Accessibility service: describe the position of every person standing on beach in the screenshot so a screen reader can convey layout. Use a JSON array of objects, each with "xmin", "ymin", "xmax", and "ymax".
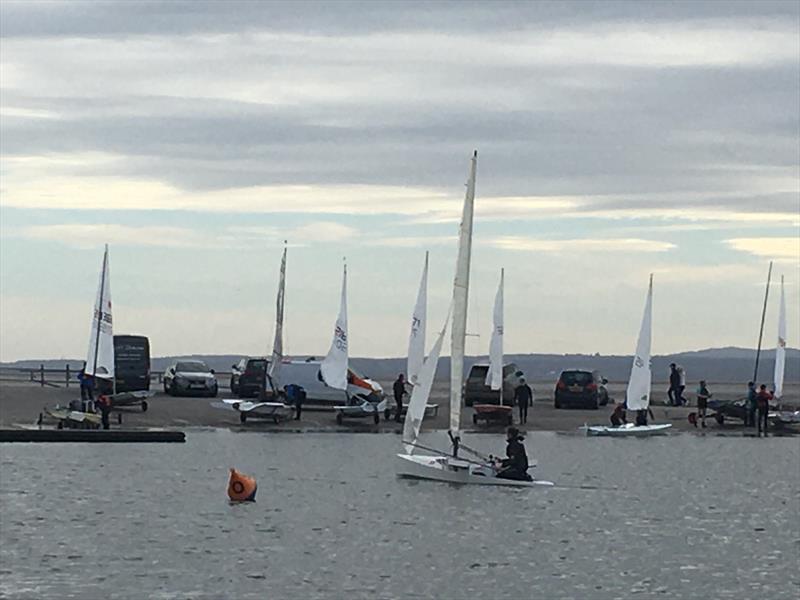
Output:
[
  {"xmin": 392, "ymin": 374, "xmax": 407, "ymax": 422},
  {"xmin": 78, "ymin": 363, "xmax": 94, "ymax": 403},
  {"xmin": 514, "ymin": 378, "xmax": 533, "ymax": 424},
  {"xmin": 746, "ymin": 381, "xmax": 757, "ymax": 427},
  {"xmin": 668, "ymin": 363, "xmax": 681, "ymax": 406},
  {"xmin": 756, "ymin": 384, "xmax": 773, "ymax": 437},
  {"xmin": 695, "ymin": 380, "xmax": 711, "ymax": 428},
  {"xmin": 677, "ymin": 365, "xmax": 687, "ymax": 405}
]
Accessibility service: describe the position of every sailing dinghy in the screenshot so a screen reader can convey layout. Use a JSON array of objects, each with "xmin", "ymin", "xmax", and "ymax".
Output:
[
  {"xmin": 327, "ymin": 263, "xmax": 388, "ymax": 425},
  {"xmin": 587, "ymin": 275, "xmax": 672, "ymax": 437},
  {"xmin": 395, "ymin": 151, "xmax": 553, "ymax": 487},
  {"xmin": 222, "ymin": 244, "xmax": 293, "ymax": 424}
]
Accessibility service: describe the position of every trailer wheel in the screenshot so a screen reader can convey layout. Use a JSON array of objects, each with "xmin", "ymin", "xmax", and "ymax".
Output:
[
  {"xmin": 506, "ymin": 414, "xmax": 513, "ymax": 425},
  {"xmin": 117, "ymin": 412, "xmax": 123, "ymax": 425},
  {"xmin": 141, "ymin": 400, "xmax": 148, "ymax": 412},
  {"xmin": 273, "ymin": 416, "xmax": 280, "ymax": 424},
  {"xmin": 336, "ymin": 412, "xmax": 343, "ymax": 425},
  {"xmin": 240, "ymin": 412, "xmax": 247, "ymax": 424},
  {"xmin": 472, "ymin": 414, "xmax": 478, "ymax": 424},
  {"xmin": 384, "ymin": 409, "xmax": 391, "ymax": 421},
  {"xmin": 373, "ymin": 412, "xmax": 380, "ymax": 425},
  {"xmin": 715, "ymin": 413, "xmax": 724, "ymax": 425}
]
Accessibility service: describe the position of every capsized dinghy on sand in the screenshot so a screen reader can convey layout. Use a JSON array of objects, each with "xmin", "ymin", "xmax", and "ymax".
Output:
[{"xmin": 395, "ymin": 151, "xmax": 552, "ymax": 488}]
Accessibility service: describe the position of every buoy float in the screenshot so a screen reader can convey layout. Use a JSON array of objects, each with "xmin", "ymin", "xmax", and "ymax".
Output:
[{"xmin": 227, "ymin": 468, "xmax": 257, "ymax": 502}]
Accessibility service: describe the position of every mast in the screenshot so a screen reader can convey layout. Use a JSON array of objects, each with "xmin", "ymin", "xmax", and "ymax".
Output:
[
  {"xmin": 449, "ymin": 150, "xmax": 477, "ymax": 454},
  {"xmin": 753, "ymin": 261, "xmax": 773, "ymax": 383}
]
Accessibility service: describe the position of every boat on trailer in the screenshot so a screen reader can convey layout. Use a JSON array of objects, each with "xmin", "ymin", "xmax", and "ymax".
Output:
[{"xmin": 394, "ymin": 151, "xmax": 552, "ymax": 488}]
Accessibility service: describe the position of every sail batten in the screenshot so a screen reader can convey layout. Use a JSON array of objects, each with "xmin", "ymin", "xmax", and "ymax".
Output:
[
  {"xmin": 774, "ymin": 275, "xmax": 786, "ymax": 399},
  {"xmin": 625, "ymin": 275, "xmax": 653, "ymax": 411},
  {"xmin": 268, "ymin": 244, "xmax": 287, "ymax": 389},
  {"xmin": 321, "ymin": 263, "xmax": 348, "ymax": 391},
  {"xmin": 449, "ymin": 151, "xmax": 477, "ymax": 439},
  {"xmin": 407, "ymin": 252, "xmax": 429, "ymax": 386},
  {"xmin": 486, "ymin": 268, "xmax": 504, "ymax": 396},
  {"xmin": 86, "ymin": 245, "xmax": 114, "ymax": 380}
]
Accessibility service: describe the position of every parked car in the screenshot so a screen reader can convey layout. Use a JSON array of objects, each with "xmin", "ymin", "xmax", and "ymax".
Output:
[
  {"xmin": 554, "ymin": 369, "xmax": 608, "ymax": 409},
  {"xmin": 463, "ymin": 363, "xmax": 525, "ymax": 407},
  {"xmin": 163, "ymin": 360, "xmax": 218, "ymax": 397},
  {"xmin": 230, "ymin": 357, "xmax": 268, "ymax": 398}
]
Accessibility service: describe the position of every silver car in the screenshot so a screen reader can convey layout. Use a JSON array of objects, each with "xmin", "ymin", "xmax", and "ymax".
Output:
[{"xmin": 163, "ymin": 360, "xmax": 218, "ymax": 397}]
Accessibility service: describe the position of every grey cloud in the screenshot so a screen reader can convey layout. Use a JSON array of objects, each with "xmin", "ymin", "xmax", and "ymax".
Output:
[{"xmin": 2, "ymin": 1, "xmax": 797, "ymax": 38}]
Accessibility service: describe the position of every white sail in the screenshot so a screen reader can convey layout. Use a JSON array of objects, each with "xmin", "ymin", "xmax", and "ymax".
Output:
[
  {"xmin": 407, "ymin": 252, "xmax": 429, "ymax": 386},
  {"xmin": 321, "ymin": 263, "xmax": 348, "ymax": 391},
  {"xmin": 403, "ymin": 312, "xmax": 449, "ymax": 454},
  {"xmin": 268, "ymin": 244, "xmax": 287, "ymax": 389},
  {"xmin": 625, "ymin": 274, "xmax": 653, "ymax": 411},
  {"xmin": 450, "ymin": 150, "xmax": 477, "ymax": 439},
  {"xmin": 85, "ymin": 244, "xmax": 114, "ymax": 380},
  {"xmin": 485, "ymin": 268, "xmax": 504, "ymax": 398},
  {"xmin": 774, "ymin": 275, "xmax": 786, "ymax": 399}
]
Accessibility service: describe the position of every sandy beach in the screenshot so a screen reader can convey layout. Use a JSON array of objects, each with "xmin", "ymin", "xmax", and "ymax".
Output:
[{"xmin": 2, "ymin": 378, "xmax": 797, "ymax": 434}]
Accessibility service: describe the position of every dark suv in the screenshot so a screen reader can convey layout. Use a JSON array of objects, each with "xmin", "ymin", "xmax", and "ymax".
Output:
[
  {"xmin": 230, "ymin": 357, "xmax": 268, "ymax": 397},
  {"xmin": 554, "ymin": 370, "xmax": 608, "ymax": 409},
  {"xmin": 463, "ymin": 363, "xmax": 525, "ymax": 407}
]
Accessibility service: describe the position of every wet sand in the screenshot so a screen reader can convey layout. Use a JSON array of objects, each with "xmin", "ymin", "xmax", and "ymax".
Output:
[{"xmin": 2, "ymin": 378, "xmax": 797, "ymax": 434}]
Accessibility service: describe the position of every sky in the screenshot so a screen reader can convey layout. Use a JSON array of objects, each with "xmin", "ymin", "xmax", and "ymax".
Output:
[{"xmin": 0, "ymin": 0, "xmax": 798, "ymax": 362}]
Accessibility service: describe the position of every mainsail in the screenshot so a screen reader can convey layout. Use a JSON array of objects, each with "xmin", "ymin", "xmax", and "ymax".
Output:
[
  {"xmin": 268, "ymin": 244, "xmax": 287, "ymax": 389},
  {"xmin": 321, "ymin": 263, "xmax": 348, "ymax": 391},
  {"xmin": 450, "ymin": 151, "xmax": 477, "ymax": 441},
  {"xmin": 485, "ymin": 268, "xmax": 504, "ymax": 400},
  {"xmin": 774, "ymin": 275, "xmax": 786, "ymax": 399},
  {"xmin": 403, "ymin": 312, "xmax": 449, "ymax": 454},
  {"xmin": 407, "ymin": 252, "xmax": 429, "ymax": 386},
  {"xmin": 625, "ymin": 274, "xmax": 653, "ymax": 411},
  {"xmin": 85, "ymin": 244, "xmax": 114, "ymax": 381}
]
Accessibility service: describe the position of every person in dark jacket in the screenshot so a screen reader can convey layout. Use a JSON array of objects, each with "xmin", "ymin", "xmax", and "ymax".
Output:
[
  {"xmin": 695, "ymin": 380, "xmax": 711, "ymax": 428},
  {"xmin": 78, "ymin": 364, "xmax": 94, "ymax": 402},
  {"xmin": 668, "ymin": 363, "xmax": 681, "ymax": 406},
  {"xmin": 392, "ymin": 374, "xmax": 407, "ymax": 422},
  {"xmin": 514, "ymin": 378, "xmax": 533, "ymax": 424},
  {"xmin": 495, "ymin": 427, "xmax": 531, "ymax": 481},
  {"xmin": 610, "ymin": 402, "xmax": 627, "ymax": 427},
  {"xmin": 97, "ymin": 394, "xmax": 111, "ymax": 430}
]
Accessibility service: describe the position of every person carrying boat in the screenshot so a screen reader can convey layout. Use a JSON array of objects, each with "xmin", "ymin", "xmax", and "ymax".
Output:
[
  {"xmin": 695, "ymin": 380, "xmax": 711, "ymax": 429},
  {"xmin": 392, "ymin": 373, "xmax": 407, "ymax": 423},
  {"xmin": 610, "ymin": 401, "xmax": 627, "ymax": 427},
  {"xmin": 495, "ymin": 427, "xmax": 532, "ymax": 481},
  {"xmin": 514, "ymin": 378, "xmax": 533, "ymax": 424},
  {"xmin": 756, "ymin": 384, "xmax": 773, "ymax": 437}
]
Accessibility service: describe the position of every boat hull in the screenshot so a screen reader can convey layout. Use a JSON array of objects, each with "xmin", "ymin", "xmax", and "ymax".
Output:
[
  {"xmin": 586, "ymin": 423, "xmax": 672, "ymax": 437},
  {"xmin": 396, "ymin": 453, "xmax": 553, "ymax": 488}
]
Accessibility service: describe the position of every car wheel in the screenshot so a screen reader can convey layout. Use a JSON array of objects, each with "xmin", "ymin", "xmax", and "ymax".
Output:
[
  {"xmin": 384, "ymin": 409, "xmax": 391, "ymax": 421},
  {"xmin": 336, "ymin": 412, "xmax": 343, "ymax": 425},
  {"xmin": 163, "ymin": 380, "xmax": 169, "ymax": 394},
  {"xmin": 240, "ymin": 412, "xmax": 247, "ymax": 424},
  {"xmin": 506, "ymin": 414, "xmax": 513, "ymax": 425},
  {"xmin": 554, "ymin": 396, "xmax": 561, "ymax": 409},
  {"xmin": 141, "ymin": 400, "xmax": 148, "ymax": 412},
  {"xmin": 170, "ymin": 381, "xmax": 179, "ymax": 396},
  {"xmin": 373, "ymin": 412, "xmax": 380, "ymax": 425},
  {"xmin": 715, "ymin": 413, "xmax": 724, "ymax": 425},
  {"xmin": 472, "ymin": 413, "xmax": 478, "ymax": 424},
  {"xmin": 592, "ymin": 397, "xmax": 600, "ymax": 410},
  {"xmin": 209, "ymin": 387, "xmax": 218, "ymax": 398}
]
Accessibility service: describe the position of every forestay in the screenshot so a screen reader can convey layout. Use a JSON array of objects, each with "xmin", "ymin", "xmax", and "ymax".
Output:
[
  {"xmin": 450, "ymin": 151, "xmax": 477, "ymax": 439},
  {"xmin": 85, "ymin": 244, "xmax": 114, "ymax": 380},
  {"xmin": 774, "ymin": 276, "xmax": 786, "ymax": 399},
  {"xmin": 407, "ymin": 252, "xmax": 428, "ymax": 386},
  {"xmin": 485, "ymin": 268, "xmax": 504, "ymax": 394},
  {"xmin": 403, "ymin": 312, "xmax": 449, "ymax": 454},
  {"xmin": 268, "ymin": 244, "xmax": 287, "ymax": 389},
  {"xmin": 625, "ymin": 275, "xmax": 653, "ymax": 412},
  {"xmin": 321, "ymin": 263, "xmax": 348, "ymax": 391}
]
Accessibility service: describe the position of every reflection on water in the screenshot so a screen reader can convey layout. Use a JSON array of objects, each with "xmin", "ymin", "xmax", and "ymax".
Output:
[{"xmin": 1, "ymin": 431, "xmax": 798, "ymax": 599}]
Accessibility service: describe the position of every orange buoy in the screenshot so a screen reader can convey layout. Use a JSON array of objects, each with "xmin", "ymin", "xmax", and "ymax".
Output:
[{"xmin": 227, "ymin": 468, "xmax": 257, "ymax": 502}]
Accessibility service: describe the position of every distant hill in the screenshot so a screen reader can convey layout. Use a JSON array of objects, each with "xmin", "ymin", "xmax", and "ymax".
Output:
[{"xmin": 3, "ymin": 347, "xmax": 798, "ymax": 384}]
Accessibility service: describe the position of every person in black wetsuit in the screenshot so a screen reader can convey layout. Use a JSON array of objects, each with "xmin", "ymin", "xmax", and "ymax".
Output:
[
  {"xmin": 495, "ymin": 427, "xmax": 532, "ymax": 481},
  {"xmin": 514, "ymin": 378, "xmax": 533, "ymax": 424},
  {"xmin": 392, "ymin": 374, "xmax": 407, "ymax": 422}
]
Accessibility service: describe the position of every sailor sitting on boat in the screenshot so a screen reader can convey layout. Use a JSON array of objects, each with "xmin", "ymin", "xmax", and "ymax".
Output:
[{"xmin": 494, "ymin": 427, "xmax": 532, "ymax": 482}]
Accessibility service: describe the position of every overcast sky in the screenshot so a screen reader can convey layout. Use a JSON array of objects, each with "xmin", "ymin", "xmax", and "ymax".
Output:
[{"xmin": 1, "ymin": 0, "xmax": 798, "ymax": 362}]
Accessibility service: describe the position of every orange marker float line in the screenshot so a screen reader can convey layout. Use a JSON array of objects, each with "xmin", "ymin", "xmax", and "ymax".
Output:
[{"xmin": 228, "ymin": 468, "xmax": 257, "ymax": 502}]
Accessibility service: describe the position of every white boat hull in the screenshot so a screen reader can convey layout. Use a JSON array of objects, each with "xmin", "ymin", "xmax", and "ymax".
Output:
[
  {"xmin": 220, "ymin": 399, "xmax": 293, "ymax": 422},
  {"xmin": 586, "ymin": 423, "xmax": 672, "ymax": 437},
  {"xmin": 334, "ymin": 398, "xmax": 387, "ymax": 423},
  {"xmin": 396, "ymin": 453, "xmax": 554, "ymax": 488}
]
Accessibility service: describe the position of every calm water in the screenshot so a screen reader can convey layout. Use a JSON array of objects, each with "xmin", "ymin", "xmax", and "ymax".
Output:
[{"xmin": 1, "ymin": 431, "xmax": 798, "ymax": 599}]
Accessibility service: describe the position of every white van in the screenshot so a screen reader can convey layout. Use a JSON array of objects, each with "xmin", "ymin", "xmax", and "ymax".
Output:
[{"xmin": 278, "ymin": 359, "xmax": 384, "ymax": 406}]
